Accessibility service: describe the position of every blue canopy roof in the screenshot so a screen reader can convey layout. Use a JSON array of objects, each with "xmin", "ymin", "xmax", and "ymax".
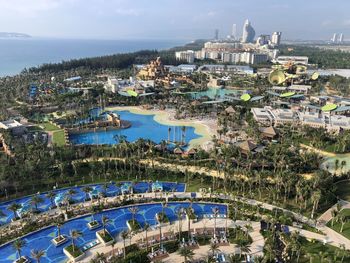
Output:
[
  {"xmin": 54, "ymin": 193, "xmax": 65, "ymax": 206},
  {"xmin": 121, "ymin": 182, "xmax": 133, "ymax": 193},
  {"xmin": 334, "ymin": 106, "xmax": 350, "ymax": 112},
  {"xmin": 152, "ymin": 181, "xmax": 163, "ymax": 192}
]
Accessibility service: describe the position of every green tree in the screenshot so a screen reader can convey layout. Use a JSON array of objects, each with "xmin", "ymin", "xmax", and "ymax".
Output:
[
  {"xmin": 30, "ymin": 249, "xmax": 45, "ymax": 263},
  {"xmin": 178, "ymin": 247, "xmax": 194, "ymax": 263},
  {"xmin": 69, "ymin": 229, "xmax": 82, "ymax": 252},
  {"xmin": 13, "ymin": 239, "xmax": 26, "ymax": 259}
]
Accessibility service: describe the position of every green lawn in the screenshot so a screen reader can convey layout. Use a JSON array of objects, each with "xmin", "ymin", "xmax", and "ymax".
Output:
[
  {"xmin": 52, "ymin": 130, "xmax": 66, "ymax": 146},
  {"xmin": 335, "ymin": 181, "xmax": 350, "ymax": 201},
  {"xmin": 327, "ymin": 209, "xmax": 350, "ymax": 240},
  {"xmin": 300, "ymin": 237, "xmax": 350, "ymax": 262},
  {"xmin": 40, "ymin": 122, "xmax": 61, "ymax": 131}
]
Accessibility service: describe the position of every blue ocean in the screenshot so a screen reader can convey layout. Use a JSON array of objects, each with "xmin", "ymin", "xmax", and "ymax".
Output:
[{"xmin": 0, "ymin": 38, "xmax": 185, "ymax": 77}]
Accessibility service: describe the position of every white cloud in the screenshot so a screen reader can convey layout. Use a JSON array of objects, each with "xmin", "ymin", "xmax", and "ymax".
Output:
[
  {"xmin": 114, "ymin": 8, "xmax": 140, "ymax": 16},
  {"xmin": 0, "ymin": 0, "xmax": 61, "ymax": 13}
]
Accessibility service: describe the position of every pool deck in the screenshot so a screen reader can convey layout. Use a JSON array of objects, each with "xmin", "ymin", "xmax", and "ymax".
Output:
[
  {"xmin": 105, "ymin": 106, "xmax": 217, "ymax": 150},
  {"xmin": 81, "ymin": 219, "xmax": 265, "ymax": 262},
  {"xmin": 2, "ymin": 191, "xmax": 350, "ymax": 262}
]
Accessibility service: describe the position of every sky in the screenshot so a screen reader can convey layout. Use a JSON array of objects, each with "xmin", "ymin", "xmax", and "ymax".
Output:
[{"xmin": 0, "ymin": 0, "xmax": 349, "ymax": 40}]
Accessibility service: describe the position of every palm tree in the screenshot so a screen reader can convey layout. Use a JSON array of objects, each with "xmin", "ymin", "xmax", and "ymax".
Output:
[
  {"xmin": 158, "ymin": 202, "xmax": 167, "ymax": 248},
  {"xmin": 69, "ymin": 229, "xmax": 82, "ymax": 252},
  {"xmin": 7, "ymin": 202, "xmax": 22, "ymax": 220},
  {"xmin": 101, "ymin": 215, "xmax": 111, "ymax": 236},
  {"xmin": 102, "ymin": 183, "xmax": 109, "ymax": 197},
  {"xmin": 30, "ymin": 249, "xmax": 45, "ymax": 263},
  {"xmin": 46, "ymin": 191, "xmax": 56, "ymax": 208},
  {"xmin": 209, "ymin": 242, "xmax": 221, "ymax": 257},
  {"xmin": 94, "ymin": 252, "xmax": 107, "ymax": 263},
  {"xmin": 55, "ymin": 220, "xmax": 63, "ymax": 238},
  {"xmin": 340, "ymin": 214, "xmax": 347, "ymax": 233},
  {"xmin": 67, "ymin": 189, "xmax": 77, "ymax": 201},
  {"xmin": 176, "ymin": 207, "xmax": 185, "ymax": 241},
  {"xmin": 128, "ymin": 206, "xmax": 139, "ymax": 222},
  {"xmin": 13, "ymin": 238, "xmax": 26, "ymax": 259},
  {"xmin": 144, "ymin": 223, "xmax": 151, "ymax": 252},
  {"xmin": 310, "ymin": 190, "xmax": 321, "ymax": 219},
  {"xmin": 237, "ymin": 239, "xmax": 251, "ymax": 260},
  {"xmin": 212, "ymin": 207, "xmax": 219, "ymax": 238},
  {"xmin": 178, "ymin": 247, "xmax": 194, "ymax": 263},
  {"xmin": 244, "ymin": 223, "xmax": 253, "ymax": 237},
  {"xmin": 111, "ymin": 240, "xmax": 116, "ymax": 257},
  {"xmin": 82, "ymin": 186, "xmax": 93, "ymax": 202},
  {"xmin": 30, "ymin": 195, "xmax": 44, "ymax": 212},
  {"xmin": 121, "ymin": 230, "xmax": 129, "ymax": 259},
  {"xmin": 185, "ymin": 207, "xmax": 194, "ymax": 239}
]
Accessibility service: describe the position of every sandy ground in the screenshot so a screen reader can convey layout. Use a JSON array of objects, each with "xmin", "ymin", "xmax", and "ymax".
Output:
[
  {"xmin": 300, "ymin": 144, "xmax": 337, "ymax": 157},
  {"xmin": 106, "ymin": 106, "xmax": 217, "ymax": 149}
]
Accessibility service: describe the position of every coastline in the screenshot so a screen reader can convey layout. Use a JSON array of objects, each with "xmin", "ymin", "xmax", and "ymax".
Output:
[{"xmin": 105, "ymin": 106, "xmax": 216, "ymax": 149}]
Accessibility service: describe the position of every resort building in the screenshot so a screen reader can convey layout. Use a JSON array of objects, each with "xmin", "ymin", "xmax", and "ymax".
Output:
[
  {"xmin": 104, "ymin": 77, "xmax": 137, "ymax": 93},
  {"xmin": 251, "ymin": 107, "xmax": 274, "ymax": 125},
  {"xmin": 175, "ymin": 50, "xmax": 195, "ymax": 63},
  {"xmin": 190, "ymin": 40, "xmax": 276, "ymax": 65},
  {"xmin": 252, "ymin": 107, "xmax": 350, "ymax": 132},
  {"xmin": 269, "ymin": 108, "xmax": 296, "ymax": 126},
  {"xmin": 238, "ymin": 140, "xmax": 257, "ymax": 155},
  {"xmin": 168, "ymin": 64, "xmax": 197, "ymax": 74},
  {"xmin": 0, "ymin": 119, "xmax": 26, "ymax": 135},
  {"xmin": 275, "ymin": 56, "xmax": 309, "ymax": 65},
  {"xmin": 259, "ymin": 126, "xmax": 277, "ymax": 139},
  {"xmin": 198, "ymin": 65, "xmax": 254, "ymax": 75}
]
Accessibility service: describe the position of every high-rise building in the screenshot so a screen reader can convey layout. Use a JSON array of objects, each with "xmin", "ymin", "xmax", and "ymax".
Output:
[
  {"xmin": 214, "ymin": 29, "xmax": 219, "ymax": 40},
  {"xmin": 257, "ymin": 35, "xmax": 270, "ymax": 46},
  {"xmin": 271, "ymin": 32, "xmax": 282, "ymax": 46},
  {"xmin": 339, "ymin": 33, "xmax": 344, "ymax": 43},
  {"xmin": 242, "ymin": 19, "xmax": 255, "ymax": 43},
  {"xmin": 175, "ymin": 50, "xmax": 195, "ymax": 63},
  {"xmin": 332, "ymin": 33, "xmax": 338, "ymax": 43},
  {"xmin": 231, "ymin": 24, "xmax": 237, "ymax": 40}
]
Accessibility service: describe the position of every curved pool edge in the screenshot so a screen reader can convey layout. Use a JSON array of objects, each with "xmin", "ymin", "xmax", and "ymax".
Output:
[
  {"xmin": 105, "ymin": 106, "xmax": 214, "ymax": 148},
  {"xmin": 0, "ymin": 202, "xmax": 229, "ymax": 252}
]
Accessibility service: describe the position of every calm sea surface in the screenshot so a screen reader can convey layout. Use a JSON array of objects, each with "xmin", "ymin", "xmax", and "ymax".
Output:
[{"xmin": 0, "ymin": 38, "xmax": 185, "ymax": 77}]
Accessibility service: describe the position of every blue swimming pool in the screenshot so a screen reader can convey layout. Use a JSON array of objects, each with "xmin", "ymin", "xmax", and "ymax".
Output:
[
  {"xmin": 191, "ymin": 88, "xmax": 240, "ymax": 100},
  {"xmin": 0, "ymin": 182, "xmax": 186, "ymax": 224},
  {"xmin": 0, "ymin": 202, "xmax": 227, "ymax": 263},
  {"xmin": 69, "ymin": 110, "xmax": 201, "ymax": 145}
]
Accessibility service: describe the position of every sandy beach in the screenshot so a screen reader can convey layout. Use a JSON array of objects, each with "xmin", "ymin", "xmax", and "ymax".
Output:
[{"xmin": 105, "ymin": 106, "xmax": 217, "ymax": 149}]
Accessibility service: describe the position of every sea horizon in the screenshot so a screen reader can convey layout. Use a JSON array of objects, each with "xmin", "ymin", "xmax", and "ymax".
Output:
[{"xmin": 0, "ymin": 37, "xmax": 188, "ymax": 77}]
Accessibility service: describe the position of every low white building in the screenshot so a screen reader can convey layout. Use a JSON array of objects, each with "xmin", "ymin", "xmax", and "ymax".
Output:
[
  {"xmin": 252, "ymin": 107, "xmax": 350, "ymax": 132},
  {"xmin": 104, "ymin": 77, "xmax": 136, "ymax": 93},
  {"xmin": 0, "ymin": 120, "xmax": 26, "ymax": 135},
  {"xmin": 276, "ymin": 56, "xmax": 309, "ymax": 65}
]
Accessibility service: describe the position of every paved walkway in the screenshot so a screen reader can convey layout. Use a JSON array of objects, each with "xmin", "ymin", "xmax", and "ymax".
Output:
[
  {"xmin": 317, "ymin": 200, "xmax": 350, "ymax": 226},
  {"xmin": 81, "ymin": 219, "xmax": 264, "ymax": 262},
  {"xmin": 80, "ymin": 218, "xmax": 333, "ymax": 262}
]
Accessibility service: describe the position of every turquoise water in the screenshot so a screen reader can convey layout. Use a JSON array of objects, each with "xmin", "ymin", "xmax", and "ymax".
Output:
[
  {"xmin": 322, "ymin": 154, "xmax": 350, "ymax": 174},
  {"xmin": 0, "ymin": 182, "xmax": 185, "ymax": 224},
  {"xmin": 191, "ymin": 88, "xmax": 240, "ymax": 100},
  {"xmin": 0, "ymin": 202, "xmax": 227, "ymax": 263},
  {"xmin": 69, "ymin": 110, "xmax": 201, "ymax": 145},
  {"xmin": 0, "ymin": 38, "xmax": 185, "ymax": 77}
]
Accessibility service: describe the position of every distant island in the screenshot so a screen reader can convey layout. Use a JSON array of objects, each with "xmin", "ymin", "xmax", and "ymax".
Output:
[{"xmin": 0, "ymin": 32, "xmax": 31, "ymax": 38}]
